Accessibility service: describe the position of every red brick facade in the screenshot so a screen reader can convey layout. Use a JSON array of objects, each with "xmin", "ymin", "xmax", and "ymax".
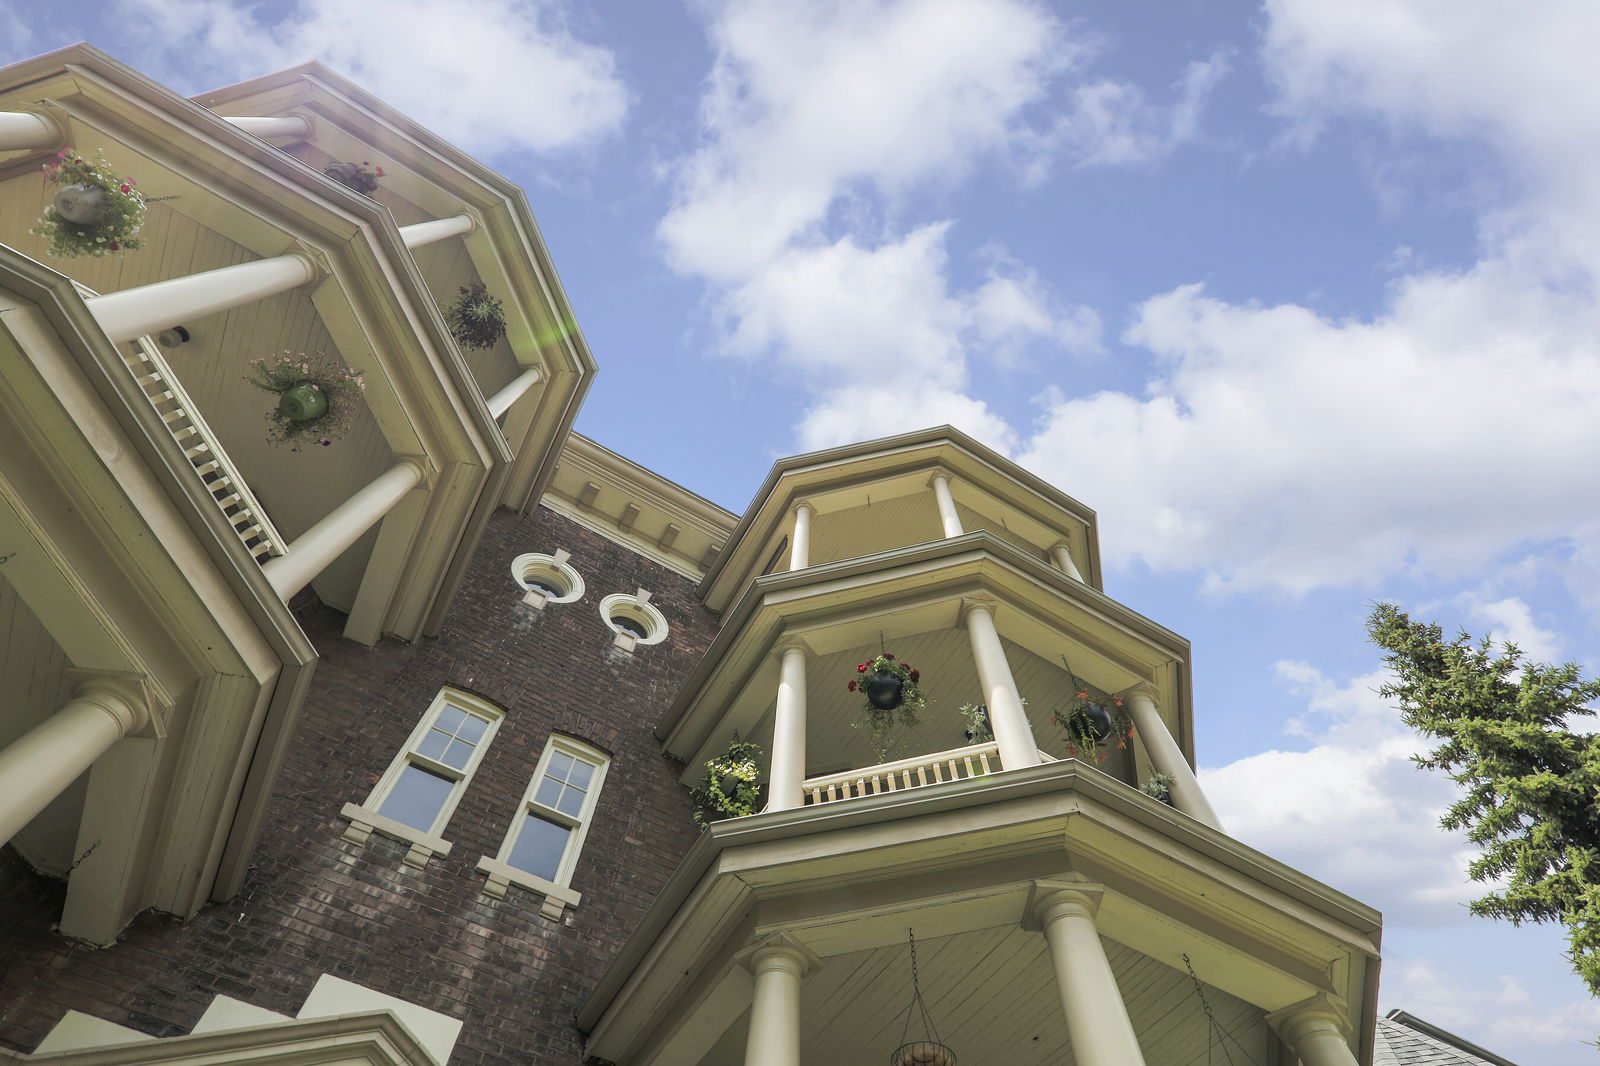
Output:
[{"xmin": 0, "ymin": 505, "xmax": 721, "ymax": 1066}]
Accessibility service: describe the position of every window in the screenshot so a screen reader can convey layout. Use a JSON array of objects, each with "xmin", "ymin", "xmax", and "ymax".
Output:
[
  {"xmin": 340, "ymin": 689, "xmax": 503, "ymax": 867},
  {"xmin": 511, "ymin": 550, "xmax": 584, "ymax": 609},
  {"xmin": 598, "ymin": 591, "xmax": 668, "ymax": 650},
  {"xmin": 477, "ymin": 736, "xmax": 610, "ymax": 917}
]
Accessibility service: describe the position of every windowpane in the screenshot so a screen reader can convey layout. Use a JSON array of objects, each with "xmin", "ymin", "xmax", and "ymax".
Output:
[
  {"xmin": 555, "ymin": 785, "xmax": 585, "ymax": 817},
  {"xmin": 457, "ymin": 713, "xmax": 488, "ymax": 743},
  {"xmin": 435, "ymin": 705, "xmax": 467, "ymax": 734},
  {"xmin": 379, "ymin": 764, "xmax": 454, "ymax": 832},
  {"xmin": 417, "ymin": 728, "xmax": 450, "ymax": 761},
  {"xmin": 508, "ymin": 814, "xmax": 571, "ymax": 881},
  {"xmin": 438, "ymin": 736, "xmax": 476, "ymax": 770},
  {"xmin": 548, "ymin": 751, "xmax": 574, "ymax": 782},
  {"xmin": 534, "ymin": 777, "xmax": 563, "ymax": 810},
  {"xmin": 568, "ymin": 759, "xmax": 594, "ymax": 790}
]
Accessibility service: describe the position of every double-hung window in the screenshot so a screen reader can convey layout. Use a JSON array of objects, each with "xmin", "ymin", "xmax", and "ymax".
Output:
[
  {"xmin": 478, "ymin": 736, "xmax": 609, "ymax": 917},
  {"xmin": 341, "ymin": 689, "xmax": 503, "ymax": 867}
]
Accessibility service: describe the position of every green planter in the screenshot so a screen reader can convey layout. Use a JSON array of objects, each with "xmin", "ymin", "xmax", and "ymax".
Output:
[{"xmin": 278, "ymin": 382, "xmax": 328, "ymax": 422}]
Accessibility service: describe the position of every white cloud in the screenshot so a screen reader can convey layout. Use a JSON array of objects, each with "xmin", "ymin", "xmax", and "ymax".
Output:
[
  {"xmin": 1383, "ymin": 957, "xmax": 1600, "ymax": 1054},
  {"xmin": 1457, "ymin": 593, "xmax": 1564, "ymax": 664},
  {"xmin": 1202, "ymin": 663, "xmax": 1477, "ymax": 923},
  {"xmin": 109, "ymin": 0, "xmax": 627, "ymax": 156}
]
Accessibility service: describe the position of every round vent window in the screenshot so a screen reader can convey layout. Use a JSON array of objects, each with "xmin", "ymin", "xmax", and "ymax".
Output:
[
  {"xmin": 599, "ymin": 593, "xmax": 668, "ymax": 646},
  {"xmin": 511, "ymin": 553, "xmax": 584, "ymax": 605}
]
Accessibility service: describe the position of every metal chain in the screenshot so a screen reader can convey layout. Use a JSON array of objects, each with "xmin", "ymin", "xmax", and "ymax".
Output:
[{"xmin": 1182, "ymin": 954, "xmax": 1264, "ymax": 1066}]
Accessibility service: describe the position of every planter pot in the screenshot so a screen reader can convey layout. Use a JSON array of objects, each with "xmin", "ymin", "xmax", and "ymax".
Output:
[
  {"xmin": 278, "ymin": 381, "xmax": 329, "ymax": 422},
  {"xmin": 1075, "ymin": 702, "xmax": 1115, "ymax": 743},
  {"xmin": 53, "ymin": 183, "xmax": 107, "ymax": 225},
  {"xmin": 890, "ymin": 1042, "xmax": 956, "ymax": 1066},
  {"xmin": 864, "ymin": 671, "xmax": 905, "ymax": 711}
]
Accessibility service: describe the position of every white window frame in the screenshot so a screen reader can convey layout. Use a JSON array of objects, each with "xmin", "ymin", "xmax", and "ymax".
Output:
[
  {"xmin": 340, "ymin": 688, "xmax": 504, "ymax": 868},
  {"xmin": 511, "ymin": 549, "xmax": 585, "ymax": 609},
  {"xmin": 477, "ymin": 735, "xmax": 610, "ymax": 917},
  {"xmin": 598, "ymin": 591, "xmax": 668, "ymax": 650}
]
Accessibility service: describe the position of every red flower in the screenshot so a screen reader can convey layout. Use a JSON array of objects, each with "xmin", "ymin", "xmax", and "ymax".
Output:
[
  {"xmin": 857, "ymin": 663, "xmax": 867, "ymax": 673},
  {"xmin": 847, "ymin": 681, "xmax": 857, "ymax": 692},
  {"xmin": 375, "ymin": 167, "xmax": 385, "ymax": 177},
  {"xmin": 107, "ymin": 242, "xmax": 119, "ymax": 250},
  {"xmin": 883, "ymin": 653, "xmax": 895, "ymax": 660},
  {"xmin": 119, "ymin": 184, "xmax": 130, "ymax": 192},
  {"xmin": 1076, "ymin": 691, "xmax": 1088, "ymax": 700},
  {"xmin": 910, "ymin": 670, "xmax": 920, "ymax": 682}
]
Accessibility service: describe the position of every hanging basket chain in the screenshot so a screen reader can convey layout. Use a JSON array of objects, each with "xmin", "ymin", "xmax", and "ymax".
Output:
[
  {"xmin": 1182, "ymin": 953, "xmax": 1264, "ymax": 1066},
  {"xmin": 895, "ymin": 928, "xmax": 946, "ymax": 1049}
]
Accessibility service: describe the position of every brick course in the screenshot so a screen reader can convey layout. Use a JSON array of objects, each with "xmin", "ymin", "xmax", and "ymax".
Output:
[{"xmin": 0, "ymin": 505, "xmax": 720, "ymax": 1066}]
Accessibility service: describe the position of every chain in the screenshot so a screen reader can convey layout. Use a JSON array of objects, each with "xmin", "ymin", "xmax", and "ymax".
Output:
[{"xmin": 1182, "ymin": 953, "xmax": 1263, "ymax": 1066}]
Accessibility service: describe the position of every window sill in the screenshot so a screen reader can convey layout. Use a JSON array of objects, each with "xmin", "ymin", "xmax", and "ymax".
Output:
[
  {"xmin": 340, "ymin": 803, "xmax": 454, "ymax": 869},
  {"xmin": 476, "ymin": 856, "xmax": 582, "ymax": 919}
]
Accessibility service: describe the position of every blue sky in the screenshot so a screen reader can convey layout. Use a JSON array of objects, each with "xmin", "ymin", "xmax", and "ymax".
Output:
[{"xmin": 4, "ymin": 1, "xmax": 1598, "ymax": 1060}]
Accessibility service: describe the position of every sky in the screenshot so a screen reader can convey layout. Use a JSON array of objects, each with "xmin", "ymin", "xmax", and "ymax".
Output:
[{"xmin": 4, "ymin": 0, "xmax": 1599, "ymax": 1061}]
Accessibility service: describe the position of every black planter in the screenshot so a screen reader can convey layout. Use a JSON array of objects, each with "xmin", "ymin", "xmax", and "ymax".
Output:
[
  {"xmin": 1074, "ymin": 702, "xmax": 1115, "ymax": 743},
  {"xmin": 864, "ymin": 671, "xmax": 905, "ymax": 711}
]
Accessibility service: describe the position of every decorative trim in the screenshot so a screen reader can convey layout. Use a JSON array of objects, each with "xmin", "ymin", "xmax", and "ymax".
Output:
[
  {"xmin": 476, "ymin": 856, "xmax": 583, "ymax": 919},
  {"xmin": 338, "ymin": 803, "xmax": 453, "ymax": 869}
]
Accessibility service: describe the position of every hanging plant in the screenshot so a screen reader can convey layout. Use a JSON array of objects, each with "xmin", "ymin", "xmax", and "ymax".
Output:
[
  {"xmin": 29, "ymin": 148, "xmax": 148, "ymax": 258},
  {"xmin": 443, "ymin": 282, "xmax": 507, "ymax": 351},
  {"xmin": 1140, "ymin": 772, "xmax": 1176, "ymax": 806},
  {"xmin": 1051, "ymin": 660, "xmax": 1133, "ymax": 763},
  {"xmin": 957, "ymin": 703, "xmax": 992, "ymax": 744},
  {"xmin": 847, "ymin": 652, "xmax": 928, "ymax": 761},
  {"xmin": 688, "ymin": 733, "xmax": 763, "ymax": 828},
  {"xmin": 323, "ymin": 160, "xmax": 383, "ymax": 195},
  {"xmin": 245, "ymin": 350, "xmax": 366, "ymax": 449}
]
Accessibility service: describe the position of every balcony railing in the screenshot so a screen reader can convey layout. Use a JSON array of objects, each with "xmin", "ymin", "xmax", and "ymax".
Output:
[
  {"xmin": 803, "ymin": 742, "xmax": 1058, "ymax": 806},
  {"xmin": 78, "ymin": 284, "xmax": 285, "ymax": 562}
]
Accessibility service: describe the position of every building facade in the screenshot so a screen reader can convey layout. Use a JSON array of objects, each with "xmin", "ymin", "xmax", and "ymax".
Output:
[{"xmin": 0, "ymin": 45, "xmax": 1381, "ymax": 1066}]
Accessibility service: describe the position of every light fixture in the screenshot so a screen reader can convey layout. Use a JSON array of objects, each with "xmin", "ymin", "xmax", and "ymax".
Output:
[{"xmin": 889, "ymin": 930, "xmax": 955, "ymax": 1066}]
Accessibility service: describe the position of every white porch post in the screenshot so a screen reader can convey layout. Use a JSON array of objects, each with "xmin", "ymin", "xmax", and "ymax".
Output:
[
  {"xmin": 930, "ymin": 473, "xmax": 963, "ymax": 537},
  {"xmin": 399, "ymin": 214, "xmax": 476, "ymax": 249},
  {"xmin": 86, "ymin": 254, "xmax": 318, "ymax": 344},
  {"xmin": 741, "ymin": 938, "xmax": 818, "ymax": 1066},
  {"xmin": 788, "ymin": 502, "xmax": 813, "ymax": 570},
  {"xmin": 962, "ymin": 599, "xmax": 1039, "ymax": 770},
  {"xmin": 1267, "ymin": 997, "xmax": 1360, "ymax": 1066},
  {"xmin": 1123, "ymin": 686, "xmax": 1223, "ymax": 830},
  {"xmin": 0, "ymin": 678, "xmax": 147, "ymax": 846},
  {"xmin": 224, "ymin": 115, "xmax": 311, "ymax": 140},
  {"xmin": 0, "ymin": 111, "xmax": 62, "ymax": 150},
  {"xmin": 263, "ymin": 458, "xmax": 427, "ymax": 599},
  {"xmin": 1029, "ymin": 883, "xmax": 1147, "ymax": 1066},
  {"xmin": 486, "ymin": 367, "xmax": 542, "ymax": 419},
  {"xmin": 1051, "ymin": 542, "xmax": 1084, "ymax": 581},
  {"xmin": 768, "ymin": 643, "xmax": 809, "ymax": 812}
]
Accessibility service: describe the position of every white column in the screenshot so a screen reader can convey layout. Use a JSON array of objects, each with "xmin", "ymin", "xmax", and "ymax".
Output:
[
  {"xmin": 486, "ymin": 367, "xmax": 542, "ymax": 419},
  {"xmin": 742, "ymin": 940, "xmax": 815, "ymax": 1066},
  {"xmin": 1051, "ymin": 542, "xmax": 1084, "ymax": 581},
  {"xmin": 0, "ymin": 111, "xmax": 62, "ymax": 150},
  {"xmin": 263, "ymin": 458, "xmax": 427, "ymax": 599},
  {"xmin": 1267, "ymin": 997, "xmax": 1360, "ymax": 1066},
  {"xmin": 930, "ymin": 473, "xmax": 963, "ymax": 537},
  {"xmin": 86, "ymin": 254, "xmax": 318, "ymax": 344},
  {"xmin": 1030, "ymin": 883, "xmax": 1147, "ymax": 1066},
  {"xmin": 224, "ymin": 115, "xmax": 311, "ymax": 140},
  {"xmin": 399, "ymin": 214, "xmax": 475, "ymax": 249},
  {"xmin": 962, "ymin": 600, "xmax": 1039, "ymax": 770},
  {"xmin": 1123, "ymin": 686, "xmax": 1223, "ymax": 830},
  {"xmin": 788, "ymin": 502, "xmax": 812, "ymax": 570},
  {"xmin": 0, "ymin": 678, "xmax": 147, "ymax": 846},
  {"xmin": 768, "ymin": 644, "xmax": 809, "ymax": 812}
]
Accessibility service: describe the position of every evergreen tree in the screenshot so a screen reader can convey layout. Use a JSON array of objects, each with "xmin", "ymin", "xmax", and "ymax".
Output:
[{"xmin": 1367, "ymin": 603, "xmax": 1600, "ymax": 999}]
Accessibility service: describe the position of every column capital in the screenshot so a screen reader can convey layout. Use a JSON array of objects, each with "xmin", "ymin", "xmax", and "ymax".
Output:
[
  {"xmin": 773, "ymin": 636, "xmax": 814, "ymax": 661},
  {"xmin": 290, "ymin": 240, "xmax": 333, "ymax": 282},
  {"xmin": 10, "ymin": 106, "xmax": 65, "ymax": 146},
  {"xmin": 1023, "ymin": 878, "xmax": 1106, "ymax": 930},
  {"xmin": 394, "ymin": 454, "xmax": 434, "ymax": 489},
  {"xmin": 1049, "ymin": 539, "xmax": 1075, "ymax": 554},
  {"xmin": 927, "ymin": 471, "xmax": 952, "ymax": 488},
  {"xmin": 1266, "ymin": 993, "xmax": 1352, "ymax": 1045},
  {"xmin": 737, "ymin": 932, "xmax": 823, "ymax": 979},
  {"xmin": 1122, "ymin": 682, "xmax": 1159, "ymax": 706},
  {"xmin": 958, "ymin": 596, "xmax": 1001, "ymax": 624},
  {"xmin": 64, "ymin": 670, "xmax": 157, "ymax": 738},
  {"xmin": 791, "ymin": 499, "xmax": 814, "ymax": 518}
]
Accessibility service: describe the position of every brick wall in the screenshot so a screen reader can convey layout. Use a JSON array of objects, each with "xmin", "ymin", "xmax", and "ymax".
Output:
[{"xmin": 0, "ymin": 505, "xmax": 721, "ymax": 1066}]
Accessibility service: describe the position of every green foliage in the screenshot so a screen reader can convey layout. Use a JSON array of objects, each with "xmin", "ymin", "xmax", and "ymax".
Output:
[
  {"xmin": 958, "ymin": 702, "xmax": 992, "ymax": 743},
  {"xmin": 1367, "ymin": 602, "xmax": 1600, "ymax": 999},
  {"xmin": 30, "ymin": 148, "xmax": 147, "ymax": 258},
  {"xmin": 848, "ymin": 653, "xmax": 927, "ymax": 761},
  {"xmin": 245, "ymin": 350, "xmax": 366, "ymax": 448},
  {"xmin": 443, "ymin": 282, "xmax": 508, "ymax": 351},
  {"xmin": 1140, "ymin": 772, "xmax": 1175, "ymax": 805},
  {"xmin": 1050, "ymin": 661, "xmax": 1132, "ymax": 763},
  {"xmin": 689, "ymin": 734, "xmax": 763, "ymax": 829}
]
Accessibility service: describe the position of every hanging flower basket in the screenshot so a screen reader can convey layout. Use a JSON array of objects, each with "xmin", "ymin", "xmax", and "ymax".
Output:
[
  {"xmin": 847, "ymin": 653, "xmax": 927, "ymax": 761},
  {"xmin": 958, "ymin": 703, "xmax": 992, "ymax": 744},
  {"xmin": 688, "ymin": 734, "xmax": 763, "ymax": 828},
  {"xmin": 246, "ymin": 350, "xmax": 366, "ymax": 448},
  {"xmin": 324, "ymin": 160, "xmax": 383, "ymax": 195},
  {"xmin": 890, "ymin": 1042, "xmax": 957, "ymax": 1066},
  {"xmin": 443, "ymin": 282, "xmax": 507, "ymax": 351},
  {"xmin": 29, "ymin": 148, "xmax": 147, "ymax": 258},
  {"xmin": 1051, "ymin": 663, "xmax": 1133, "ymax": 763}
]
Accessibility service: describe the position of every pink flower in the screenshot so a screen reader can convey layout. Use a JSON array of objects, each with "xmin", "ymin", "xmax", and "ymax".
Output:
[
  {"xmin": 107, "ymin": 242, "xmax": 119, "ymax": 251},
  {"xmin": 119, "ymin": 184, "xmax": 129, "ymax": 193}
]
